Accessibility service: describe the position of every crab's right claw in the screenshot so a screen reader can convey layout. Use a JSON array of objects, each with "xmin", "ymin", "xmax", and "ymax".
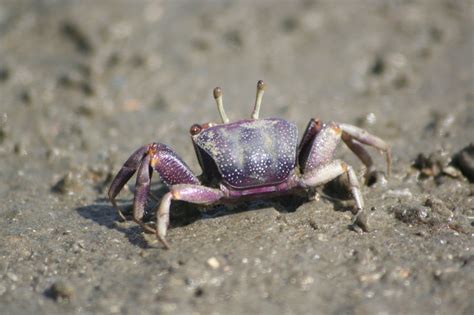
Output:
[{"xmin": 108, "ymin": 145, "xmax": 149, "ymax": 220}]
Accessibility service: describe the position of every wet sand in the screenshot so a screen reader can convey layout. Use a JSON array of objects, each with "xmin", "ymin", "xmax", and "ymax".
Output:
[{"xmin": 0, "ymin": 1, "xmax": 473, "ymax": 314}]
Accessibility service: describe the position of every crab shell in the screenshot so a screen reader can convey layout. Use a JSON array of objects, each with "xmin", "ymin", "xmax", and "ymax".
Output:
[{"xmin": 192, "ymin": 118, "xmax": 298, "ymax": 189}]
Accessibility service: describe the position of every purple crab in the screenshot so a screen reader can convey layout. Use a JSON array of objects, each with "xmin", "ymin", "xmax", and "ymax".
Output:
[{"xmin": 108, "ymin": 81, "xmax": 391, "ymax": 248}]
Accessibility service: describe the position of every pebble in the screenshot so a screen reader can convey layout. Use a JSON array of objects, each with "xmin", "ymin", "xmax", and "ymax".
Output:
[
  {"xmin": 207, "ymin": 257, "xmax": 220, "ymax": 269},
  {"xmin": 0, "ymin": 65, "xmax": 10, "ymax": 82},
  {"xmin": 316, "ymin": 233, "xmax": 328, "ymax": 241},
  {"xmin": 60, "ymin": 21, "xmax": 93, "ymax": 55},
  {"xmin": 359, "ymin": 271, "xmax": 384, "ymax": 284},
  {"xmin": 300, "ymin": 275, "xmax": 314, "ymax": 291},
  {"xmin": 453, "ymin": 144, "xmax": 474, "ymax": 182},
  {"xmin": 49, "ymin": 280, "xmax": 74, "ymax": 301},
  {"xmin": 393, "ymin": 205, "xmax": 429, "ymax": 224},
  {"xmin": 413, "ymin": 151, "xmax": 447, "ymax": 178},
  {"xmin": 6, "ymin": 272, "xmax": 18, "ymax": 282},
  {"xmin": 51, "ymin": 172, "xmax": 83, "ymax": 195},
  {"xmin": 424, "ymin": 197, "xmax": 452, "ymax": 218},
  {"xmin": 383, "ymin": 188, "xmax": 413, "ymax": 199}
]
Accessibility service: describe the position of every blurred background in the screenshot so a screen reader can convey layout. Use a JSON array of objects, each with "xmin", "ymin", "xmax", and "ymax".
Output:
[{"xmin": 0, "ymin": 1, "xmax": 473, "ymax": 314}]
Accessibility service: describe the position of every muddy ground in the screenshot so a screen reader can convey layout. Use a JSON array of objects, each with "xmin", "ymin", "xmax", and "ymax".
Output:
[{"xmin": 0, "ymin": 1, "xmax": 473, "ymax": 314}]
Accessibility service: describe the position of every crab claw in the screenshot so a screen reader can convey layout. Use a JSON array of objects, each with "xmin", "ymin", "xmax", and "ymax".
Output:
[
  {"xmin": 108, "ymin": 142, "xmax": 200, "ymax": 241},
  {"xmin": 108, "ymin": 145, "xmax": 149, "ymax": 220}
]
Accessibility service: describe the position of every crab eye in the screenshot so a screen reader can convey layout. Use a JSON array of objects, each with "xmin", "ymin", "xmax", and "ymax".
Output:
[{"xmin": 190, "ymin": 124, "xmax": 202, "ymax": 135}]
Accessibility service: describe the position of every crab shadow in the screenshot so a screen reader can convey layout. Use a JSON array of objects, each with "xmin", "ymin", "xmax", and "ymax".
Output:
[
  {"xmin": 76, "ymin": 182, "xmax": 354, "ymax": 248},
  {"xmin": 76, "ymin": 201, "xmax": 150, "ymax": 248}
]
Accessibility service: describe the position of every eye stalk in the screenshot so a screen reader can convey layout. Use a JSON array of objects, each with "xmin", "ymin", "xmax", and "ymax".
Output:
[
  {"xmin": 251, "ymin": 80, "xmax": 265, "ymax": 120},
  {"xmin": 213, "ymin": 87, "xmax": 230, "ymax": 124}
]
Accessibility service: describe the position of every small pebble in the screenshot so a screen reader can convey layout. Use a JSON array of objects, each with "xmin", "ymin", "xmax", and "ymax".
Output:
[
  {"xmin": 207, "ymin": 257, "xmax": 220, "ymax": 269},
  {"xmin": 393, "ymin": 205, "xmax": 429, "ymax": 224},
  {"xmin": 317, "ymin": 233, "xmax": 328, "ymax": 241},
  {"xmin": 453, "ymin": 144, "xmax": 474, "ymax": 182},
  {"xmin": 61, "ymin": 21, "xmax": 93, "ymax": 55},
  {"xmin": 308, "ymin": 219, "xmax": 319, "ymax": 230},
  {"xmin": 413, "ymin": 152, "xmax": 445, "ymax": 178},
  {"xmin": 300, "ymin": 276, "xmax": 314, "ymax": 290},
  {"xmin": 383, "ymin": 188, "xmax": 413, "ymax": 199},
  {"xmin": 424, "ymin": 197, "xmax": 452, "ymax": 218},
  {"xmin": 49, "ymin": 281, "xmax": 74, "ymax": 301},
  {"xmin": 51, "ymin": 172, "xmax": 82, "ymax": 195},
  {"xmin": 442, "ymin": 165, "xmax": 462, "ymax": 178},
  {"xmin": 0, "ymin": 66, "xmax": 10, "ymax": 82},
  {"xmin": 13, "ymin": 142, "xmax": 27, "ymax": 156},
  {"xmin": 72, "ymin": 240, "xmax": 86, "ymax": 253},
  {"xmin": 359, "ymin": 271, "xmax": 384, "ymax": 284},
  {"xmin": 6, "ymin": 272, "xmax": 18, "ymax": 282}
]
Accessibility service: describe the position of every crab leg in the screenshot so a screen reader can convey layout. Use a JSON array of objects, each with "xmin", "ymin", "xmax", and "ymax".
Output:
[
  {"xmin": 342, "ymin": 135, "xmax": 373, "ymax": 171},
  {"xmin": 302, "ymin": 160, "xmax": 363, "ymax": 208},
  {"xmin": 301, "ymin": 160, "xmax": 367, "ymax": 231},
  {"xmin": 339, "ymin": 123, "xmax": 392, "ymax": 175},
  {"xmin": 108, "ymin": 145, "xmax": 149, "ymax": 221},
  {"xmin": 154, "ymin": 184, "xmax": 225, "ymax": 249},
  {"xmin": 131, "ymin": 154, "xmax": 156, "ymax": 233},
  {"xmin": 298, "ymin": 122, "xmax": 374, "ymax": 230},
  {"xmin": 341, "ymin": 135, "xmax": 376, "ymax": 183}
]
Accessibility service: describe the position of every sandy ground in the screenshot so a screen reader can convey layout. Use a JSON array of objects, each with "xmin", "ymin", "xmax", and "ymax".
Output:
[{"xmin": 0, "ymin": 0, "xmax": 473, "ymax": 314}]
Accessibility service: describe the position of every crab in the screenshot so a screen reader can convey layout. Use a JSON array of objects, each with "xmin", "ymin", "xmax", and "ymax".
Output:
[{"xmin": 108, "ymin": 80, "xmax": 391, "ymax": 248}]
